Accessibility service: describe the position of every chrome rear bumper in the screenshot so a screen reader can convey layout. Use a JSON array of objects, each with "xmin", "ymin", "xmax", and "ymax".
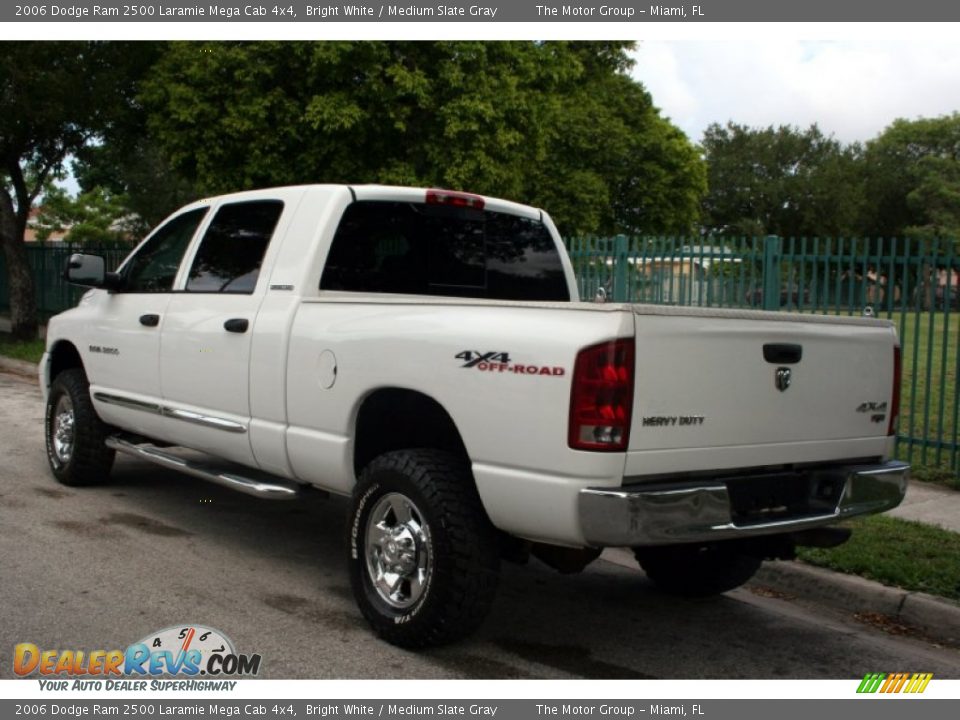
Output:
[{"xmin": 579, "ymin": 461, "xmax": 909, "ymax": 547}]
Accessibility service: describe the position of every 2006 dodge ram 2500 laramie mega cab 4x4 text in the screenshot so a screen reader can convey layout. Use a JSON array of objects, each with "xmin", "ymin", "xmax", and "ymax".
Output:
[{"xmin": 41, "ymin": 185, "xmax": 908, "ymax": 647}]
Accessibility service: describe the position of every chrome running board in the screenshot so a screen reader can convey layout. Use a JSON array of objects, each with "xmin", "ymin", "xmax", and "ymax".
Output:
[{"xmin": 106, "ymin": 436, "xmax": 301, "ymax": 500}]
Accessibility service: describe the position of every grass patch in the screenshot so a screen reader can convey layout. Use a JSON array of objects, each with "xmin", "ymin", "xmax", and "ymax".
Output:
[
  {"xmin": 895, "ymin": 313, "xmax": 960, "ymax": 466},
  {"xmin": 891, "ymin": 312, "xmax": 960, "ymax": 488},
  {"xmin": 911, "ymin": 463, "xmax": 960, "ymax": 491},
  {"xmin": 0, "ymin": 332, "xmax": 44, "ymax": 365},
  {"xmin": 798, "ymin": 515, "xmax": 960, "ymax": 603}
]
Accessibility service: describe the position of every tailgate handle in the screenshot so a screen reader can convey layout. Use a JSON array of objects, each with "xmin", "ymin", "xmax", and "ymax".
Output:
[{"xmin": 763, "ymin": 343, "xmax": 802, "ymax": 364}]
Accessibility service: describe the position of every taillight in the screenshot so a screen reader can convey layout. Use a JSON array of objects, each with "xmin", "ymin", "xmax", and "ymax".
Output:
[
  {"xmin": 888, "ymin": 345, "xmax": 901, "ymax": 437},
  {"xmin": 569, "ymin": 339, "xmax": 635, "ymax": 451},
  {"xmin": 425, "ymin": 188, "xmax": 485, "ymax": 210}
]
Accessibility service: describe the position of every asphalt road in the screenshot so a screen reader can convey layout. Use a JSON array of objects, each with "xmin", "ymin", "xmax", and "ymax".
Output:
[{"xmin": 1, "ymin": 371, "xmax": 958, "ymax": 680}]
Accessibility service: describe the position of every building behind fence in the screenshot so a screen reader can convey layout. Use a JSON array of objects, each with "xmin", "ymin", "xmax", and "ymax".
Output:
[{"xmin": 2, "ymin": 237, "xmax": 959, "ymax": 472}]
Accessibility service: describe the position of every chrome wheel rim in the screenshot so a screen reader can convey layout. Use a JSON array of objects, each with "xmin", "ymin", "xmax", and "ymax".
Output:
[
  {"xmin": 364, "ymin": 492, "xmax": 432, "ymax": 609},
  {"xmin": 52, "ymin": 394, "xmax": 76, "ymax": 464}
]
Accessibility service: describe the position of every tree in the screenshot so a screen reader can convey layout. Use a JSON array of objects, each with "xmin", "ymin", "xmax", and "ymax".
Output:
[
  {"xmin": 70, "ymin": 40, "xmax": 196, "ymax": 232},
  {"xmin": 0, "ymin": 42, "xmax": 147, "ymax": 338},
  {"xmin": 700, "ymin": 122, "xmax": 864, "ymax": 239},
  {"xmin": 139, "ymin": 41, "xmax": 705, "ymax": 236},
  {"xmin": 33, "ymin": 185, "xmax": 141, "ymax": 245},
  {"xmin": 906, "ymin": 156, "xmax": 960, "ymax": 242},
  {"xmin": 72, "ymin": 135, "xmax": 197, "ymax": 232},
  {"xmin": 861, "ymin": 114, "xmax": 960, "ymax": 242},
  {"xmin": 531, "ymin": 61, "xmax": 705, "ymax": 234}
]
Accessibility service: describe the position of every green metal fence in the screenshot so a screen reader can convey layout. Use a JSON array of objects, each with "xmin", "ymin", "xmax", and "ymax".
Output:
[
  {"xmin": 2, "ymin": 237, "xmax": 960, "ymax": 473},
  {"xmin": 0, "ymin": 244, "xmax": 130, "ymax": 318},
  {"xmin": 566, "ymin": 235, "xmax": 960, "ymax": 474}
]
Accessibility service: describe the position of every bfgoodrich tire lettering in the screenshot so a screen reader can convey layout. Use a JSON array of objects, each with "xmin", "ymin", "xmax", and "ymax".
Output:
[
  {"xmin": 347, "ymin": 449, "xmax": 500, "ymax": 648},
  {"xmin": 44, "ymin": 368, "xmax": 115, "ymax": 486}
]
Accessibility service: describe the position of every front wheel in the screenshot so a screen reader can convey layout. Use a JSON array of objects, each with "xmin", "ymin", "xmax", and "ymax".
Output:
[
  {"xmin": 347, "ymin": 449, "xmax": 499, "ymax": 648},
  {"xmin": 45, "ymin": 368, "xmax": 115, "ymax": 486},
  {"xmin": 634, "ymin": 542, "xmax": 762, "ymax": 597}
]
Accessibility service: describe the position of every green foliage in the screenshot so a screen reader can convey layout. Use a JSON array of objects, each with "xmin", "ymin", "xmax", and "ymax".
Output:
[
  {"xmin": 798, "ymin": 514, "xmax": 960, "ymax": 603},
  {"xmin": 73, "ymin": 136, "xmax": 197, "ymax": 230},
  {"xmin": 910, "ymin": 464, "xmax": 960, "ymax": 491},
  {"xmin": 906, "ymin": 156, "xmax": 960, "ymax": 243},
  {"xmin": 0, "ymin": 332, "xmax": 45, "ymax": 364},
  {"xmin": 0, "ymin": 41, "xmax": 148, "ymax": 337},
  {"xmin": 0, "ymin": 42, "xmax": 148, "ymax": 220},
  {"xmin": 65, "ymin": 42, "xmax": 194, "ymax": 228},
  {"xmin": 700, "ymin": 122, "xmax": 864, "ymax": 238},
  {"xmin": 139, "ymin": 41, "xmax": 706, "ymax": 235},
  {"xmin": 34, "ymin": 185, "xmax": 141, "ymax": 245},
  {"xmin": 862, "ymin": 114, "xmax": 960, "ymax": 242}
]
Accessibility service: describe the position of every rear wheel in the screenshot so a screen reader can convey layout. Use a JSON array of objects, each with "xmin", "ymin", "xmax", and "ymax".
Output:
[
  {"xmin": 45, "ymin": 368, "xmax": 114, "ymax": 486},
  {"xmin": 347, "ymin": 449, "xmax": 499, "ymax": 648},
  {"xmin": 634, "ymin": 542, "xmax": 762, "ymax": 597}
]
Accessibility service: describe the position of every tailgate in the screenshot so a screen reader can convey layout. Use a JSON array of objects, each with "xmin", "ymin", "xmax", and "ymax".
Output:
[{"xmin": 627, "ymin": 305, "xmax": 897, "ymax": 461}]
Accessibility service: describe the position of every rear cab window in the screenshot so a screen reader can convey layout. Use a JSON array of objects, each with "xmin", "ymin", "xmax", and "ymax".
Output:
[{"xmin": 320, "ymin": 200, "xmax": 570, "ymax": 302}]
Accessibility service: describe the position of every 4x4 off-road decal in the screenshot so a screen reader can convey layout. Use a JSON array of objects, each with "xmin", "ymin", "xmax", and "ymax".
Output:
[{"xmin": 455, "ymin": 351, "xmax": 565, "ymax": 377}]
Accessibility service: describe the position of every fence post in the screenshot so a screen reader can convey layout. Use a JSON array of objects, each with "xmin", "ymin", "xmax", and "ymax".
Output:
[
  {"xmin": 762, "ymin": 235, "xmax": 782, "ymax": 311},
  {"xmin": 614, "ymin": 233, "xmax": 629, "ymax": 302},
  {"xmin": 38, "ymin": 245, "xmax": 47, "ymax": 315}
]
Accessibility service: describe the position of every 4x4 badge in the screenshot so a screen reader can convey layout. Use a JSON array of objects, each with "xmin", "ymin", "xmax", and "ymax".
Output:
[{"xmin": 775, "ymin": 367, "xmax": 792, "ymax": 392}]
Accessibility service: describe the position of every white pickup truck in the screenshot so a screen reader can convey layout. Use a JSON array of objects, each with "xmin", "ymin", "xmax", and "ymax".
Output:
[{"xmin": 41, "ymin": 184, "xmax": 908, "ymax": 647}]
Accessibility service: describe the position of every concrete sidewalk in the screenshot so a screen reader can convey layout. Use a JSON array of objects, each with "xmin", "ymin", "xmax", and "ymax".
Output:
[{"xmin": 889, "ymin": 478, "xmax": 960, "ymax": 532}]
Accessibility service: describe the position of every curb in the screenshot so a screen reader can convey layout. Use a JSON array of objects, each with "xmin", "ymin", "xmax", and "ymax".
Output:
[
  {"xmin": 752, "ymin": 561, "xmax": 960, "ymax": 645},
  {"xmin": 0, "ymin": 355, "xmax": 38, "ymax": 380},
  {"xmin": 601, "ymin": 548, "xmax": 960, "ymax": 645}
]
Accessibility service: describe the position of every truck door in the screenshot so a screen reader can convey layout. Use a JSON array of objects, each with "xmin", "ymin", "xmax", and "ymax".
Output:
[
  {"xmin": 87, "ymin": 207, "xmax": 209, "ymax": 438},
  {"xmin": 158, "ymin": 199, "xmax": 285, "ymax": 466}
]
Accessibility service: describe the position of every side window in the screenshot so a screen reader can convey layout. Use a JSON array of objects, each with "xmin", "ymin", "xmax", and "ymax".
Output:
[
  {"xmin": 185, "ymin": 200, "xmax": 284, "ymax": 293},
  {"xmin": 121, "ymin": 208, "xmax": 208, "ymax": 293}
]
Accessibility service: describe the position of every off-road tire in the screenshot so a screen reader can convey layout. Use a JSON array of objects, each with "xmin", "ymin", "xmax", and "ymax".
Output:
[
  {"xmin": 45, "ymin": 368, "xmax": 115, "ymax": 486},
  {"xmin": 347, "ymin": 449, "xmax": 500, "ymax": 648},
  {"xmin": 634, "ymin": 542, "xmax": 762, "ymax": 597}
]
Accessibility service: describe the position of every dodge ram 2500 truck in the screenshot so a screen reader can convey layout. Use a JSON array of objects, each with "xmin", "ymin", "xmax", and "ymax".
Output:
[{"xmin": 41, "ymin": 184, "xmax": 908, "ymax": 647}]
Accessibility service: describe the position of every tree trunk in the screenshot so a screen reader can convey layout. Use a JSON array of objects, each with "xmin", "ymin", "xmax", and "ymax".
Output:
[{"xmin": 0, "ymin": 188, "xmax": 38, "ymax": 340}]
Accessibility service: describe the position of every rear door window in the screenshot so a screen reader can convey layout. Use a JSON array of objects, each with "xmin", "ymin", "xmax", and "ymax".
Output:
[
  {"xmin": 185, "ymin": 200, "xmax": 284, "ymax": 293},
  {"xmin": 320, "ymin": 201, "xmax": 569, "ymax": 301}
]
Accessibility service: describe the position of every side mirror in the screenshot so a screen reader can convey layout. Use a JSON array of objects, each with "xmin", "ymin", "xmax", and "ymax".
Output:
[
  {"xmin": 65, "ymin": 253, "xmax": 122, "ymax": 290},
  {"xmin": 65, "ymin": 254, "xmax": 105, "ymax": 286}
]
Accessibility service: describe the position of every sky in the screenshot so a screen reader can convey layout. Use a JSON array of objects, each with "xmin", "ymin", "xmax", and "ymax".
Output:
[{"xmin": 631, "ymin": 39, "xmax": 960, "ymax": 145}]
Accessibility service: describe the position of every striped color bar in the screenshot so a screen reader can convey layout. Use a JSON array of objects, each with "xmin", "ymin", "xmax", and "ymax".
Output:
[
  {"xmin": 857, "ymin": 672, "xmax": 933, "ymax": 694},
  {"xmin": 857, "ymin": 673, "xmax": 885, "ymax": 693}
]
